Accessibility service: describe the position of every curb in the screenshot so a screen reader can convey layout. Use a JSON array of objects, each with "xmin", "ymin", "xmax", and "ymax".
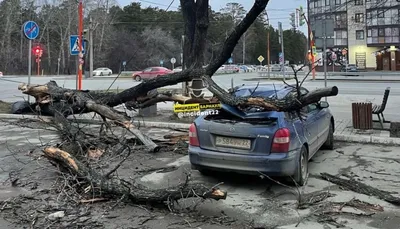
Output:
[
  {"xmin": 1, "ymin": 114, "xmax": 399, "ymax": 145},
  {"xmin": 313, "ymin": 78, "xmax": 400, "ymax": 82}
]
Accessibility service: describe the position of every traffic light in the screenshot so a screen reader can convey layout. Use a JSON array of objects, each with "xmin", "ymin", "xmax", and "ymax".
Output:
[
  {"xmin": 290, "ymin": 12, "xmax": 296, "ymax": 29},
  {"xmin": 34, "ymin": 46, "xmax": 40, "ymax": 55},
  {"xmin": 299, "ymin": 6, "xmax": 305, "ymax": 26}
]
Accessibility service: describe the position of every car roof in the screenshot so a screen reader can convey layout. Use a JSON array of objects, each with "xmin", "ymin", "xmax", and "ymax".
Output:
[{"xmin": 234, "ymin": 84, "xmax": 306, "ymax": 99}]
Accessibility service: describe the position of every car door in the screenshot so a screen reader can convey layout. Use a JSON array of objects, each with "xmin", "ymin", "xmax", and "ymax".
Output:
[
  {"xmin": 151, "ymin": 68, "xmax": 161, "ymax": 77},
  {"xmin": 142, "ymin": 68, "xmax": 152, "ymax": 78},
  {"xmin": 304, "ymin": 103, "xmax": 320, "ymax": 157},
  {"xmin": 316, "ymin": 102, "xmax": 331, "ymax": 148}
]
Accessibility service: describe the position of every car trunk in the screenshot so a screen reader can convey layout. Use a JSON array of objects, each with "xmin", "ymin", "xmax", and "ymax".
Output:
[{"xmin": 196, "ymin": 105, "xmax": 280, "ymax": 155}]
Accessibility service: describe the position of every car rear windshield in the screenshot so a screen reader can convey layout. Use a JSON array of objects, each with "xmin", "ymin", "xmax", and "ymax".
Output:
[
  {"xmin": 205, "ymin": 109, "xmax": 277, "ymax": 124},
  {"xmin": 234, "ymin": 88, "xmax": 288, "ymax": 99}
]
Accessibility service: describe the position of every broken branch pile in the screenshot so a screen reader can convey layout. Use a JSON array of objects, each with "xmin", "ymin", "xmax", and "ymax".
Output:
[{"xmin": 43, "ymin": 147, "xmax": 227, "ymax": 203}]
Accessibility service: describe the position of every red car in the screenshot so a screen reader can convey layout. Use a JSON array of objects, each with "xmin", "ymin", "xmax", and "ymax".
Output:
[{"xmin": 132, "ymin": 67, "xmax": 173, "ymax": 81}]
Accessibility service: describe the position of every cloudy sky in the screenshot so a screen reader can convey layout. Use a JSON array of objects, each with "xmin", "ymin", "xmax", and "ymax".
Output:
[{"xmin": 117, "ymin": 0, "xmax": 308, "ymax": 34}]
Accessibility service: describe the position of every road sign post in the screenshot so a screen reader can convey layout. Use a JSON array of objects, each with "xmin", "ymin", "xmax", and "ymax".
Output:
[
  {"xmin": 122, "ymin": 61, "xmax": 126, "ymax": 71},
  {"xmin": 278, "ymin": 22, "xmax": 285, "ymax": 79},
  {"xmin": 171, "ymin": 57, "xmax": 176, "ymax": 70},
  {"xmin": 257, "ymin": 55, "xmax": 264, "ymax": 65},
  {"xmin": 69, "ymin": 35, "xmax": 86, "ymax": 55},
  {"xmin": 23, "ymin": 21, "xmax": 39, "ymax": 103}
]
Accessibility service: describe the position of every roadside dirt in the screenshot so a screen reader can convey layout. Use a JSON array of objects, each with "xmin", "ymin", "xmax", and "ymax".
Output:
[
  {"xmin": 1, "ymin": 118, "xmax": 400, "ymax": 229},
  {"xmin": 0, "ymin": 120, "xmax": 251, "ymax": 229}
]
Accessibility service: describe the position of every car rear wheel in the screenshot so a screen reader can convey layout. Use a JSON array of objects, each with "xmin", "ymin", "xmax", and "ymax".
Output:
[
  {"xmin": 108, "ymin": 72, "xmax": 111, "ymax": 76},
  {"xmin": 322, "ymin": 122, "xmax": 334, "ymax": 150},
  {"xmin": 134, "ymin": 75, "xmax": 141, "ymax": 81},
  {"xmin": 100, "ymin": 72, "xmax": 103, "ymax": 76},
  {"xmin": 292, "ymin": 145, "xmax": 309, "ymax": 186},
  {"xmin": 198, "ymin": 168, "xmax": 213, "ymax": 176}
]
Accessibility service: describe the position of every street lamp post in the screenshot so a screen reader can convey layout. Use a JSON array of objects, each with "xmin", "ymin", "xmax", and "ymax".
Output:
[
  {"xmin": 77, "ymin": 0, "xmax": 83, "ymax": 90},
  {"xmin": 266, "ymin": 11, "xmax": 270, "ymax": 78}
]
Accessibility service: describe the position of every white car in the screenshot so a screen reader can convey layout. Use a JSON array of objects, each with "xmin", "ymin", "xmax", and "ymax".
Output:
[
  {"xmin": 0, "ymin": 71, "xmax": 3, "ymax": 77},
  {"xmin": 173, "ymin": 66, "xmax": 182, "ymax": 73},
  {"xmin": 93, "ymin": 68, "xmax": 112, "ymax": 76}
]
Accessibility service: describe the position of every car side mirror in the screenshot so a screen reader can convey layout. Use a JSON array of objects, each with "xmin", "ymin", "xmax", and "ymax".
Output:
[{"xmin": 318, "ymin": 101, "xmax": 329, "ymax": 109}]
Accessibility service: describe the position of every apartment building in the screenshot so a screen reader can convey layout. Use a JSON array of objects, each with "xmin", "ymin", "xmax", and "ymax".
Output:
[{"xmin": 307, "ymin": 0, "xmax": 400, "ymax": 71}]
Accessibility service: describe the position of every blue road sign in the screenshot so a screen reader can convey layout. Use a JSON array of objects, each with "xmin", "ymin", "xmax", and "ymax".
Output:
[
  {"xmin": 228, "ymin": 57, "xmax": 233, "ymax": 64},
  {"xmin": 279, "ymin": 52, "xmax": 283, "ymax": 57},
  {"xmin": 69, "ymin": 35, "xmax": 86, "ymax": 55},
  {"xmin": 160, "ymin": 60, "xmax": 164, "ymax": 66},
  {"xmin": 23, "ymin": 21, "xmax": 39, "ymax": 40},
  {"xmin": 122, "ymin": 61, "xmax": 127, "ymax": 66}
]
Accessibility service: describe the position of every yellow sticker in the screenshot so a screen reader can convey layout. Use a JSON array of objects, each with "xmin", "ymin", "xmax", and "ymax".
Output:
[
  {"xmin": 173, "ymin": 103, "xmax": 200, "ymax": 113},
  {"xmin": 199, "ymin": 103, "xmax": 222, "ymax": 110}
]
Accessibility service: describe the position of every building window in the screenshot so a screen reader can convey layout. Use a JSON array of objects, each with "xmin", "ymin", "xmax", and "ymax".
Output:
[
  {"xmin": 335, "ymin": 0, "xmax": 340, "ymax": 5},
  {"xmin": 355, "ymin": 0, "xmax": 363, "ymax": 5},
  {"xmin": 377, "ymin": 10, "xmax": 385, "ymax": 18},
  {"xmin": 367, "ymin": 29, "xmax": 372, "ymax": 37},
  {"xmin": 366, "ymin": 12, "xmax": 372, "ymax": 19},
  {"xmin": 325, "ymin": 0, "xmax": 330, "ymax": 6},
  {"xmin": 356, "ymin": 30, "xmax": 364, "ymax": 39},
  {"xmin": 355, "ymin": 13, "xmax": 364, "ymax": 23},
  {"xmin": 378, "ymin": 28, "xmax": 385, "ymax": 36}
]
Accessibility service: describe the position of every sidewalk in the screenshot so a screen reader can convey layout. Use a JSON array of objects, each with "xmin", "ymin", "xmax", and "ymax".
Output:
[
  {"xmin": 1, "ymin": 112, "xmax": 396, "ymax": 145},
  {"xmin": 312, "ymin": 74, "xmax": 400, "ymax": 81}
]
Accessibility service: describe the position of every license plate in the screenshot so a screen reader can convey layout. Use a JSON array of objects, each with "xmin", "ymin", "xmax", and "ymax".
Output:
[{"xmin": 215, "ymin": 136, "xmax": 251, "ymax": 149}]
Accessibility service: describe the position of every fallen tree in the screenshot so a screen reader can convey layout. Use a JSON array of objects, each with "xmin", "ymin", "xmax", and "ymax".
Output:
[{"xmin": 12, "ymin": 0, "xmax": 339, "ymax": 210}]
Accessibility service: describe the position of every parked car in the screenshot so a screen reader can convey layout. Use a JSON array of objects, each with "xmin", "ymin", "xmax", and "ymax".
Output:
[
  {"xmin": 270, "ymin": 64, "xmax": 281, "ymax": 71},
  {"xmin": 238, "ymin": 65, "xmax": 249, "ymax": 73},
  {"xmin": 0, "ymin": 71, "xmax": 3, "ymax": 77},
  {"xmin": 93, "ymin": 67, "xmax": 112, "ymax": 76},
  {"xmin": 133, "ymin": 67, "xmax": 173, "ymax": 81},
  {"xmin": 341, "ymin": 64, "xmax": 358, "ymax": 72},
  {"xmin": 188, "ymin": 84, "xmax": 334, "ymax": 186},
  {"xmin": 173, "ymin": 66, "xmax": 182, "ymax": 73}
]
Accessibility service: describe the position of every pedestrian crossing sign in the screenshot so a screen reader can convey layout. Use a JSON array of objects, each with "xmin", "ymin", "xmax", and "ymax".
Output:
[{"xmin": 69, "ymin": 35, "xmax": 86, "ymax": 55}]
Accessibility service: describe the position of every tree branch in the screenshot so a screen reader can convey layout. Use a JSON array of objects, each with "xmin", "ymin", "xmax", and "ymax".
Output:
[
  {"xmin": 43, "ymin": 147, "xmax": 228, "ymax": 204},
  {"xmin": 206, "ymin": 0, "xmax": 269, "ymax": 75}
]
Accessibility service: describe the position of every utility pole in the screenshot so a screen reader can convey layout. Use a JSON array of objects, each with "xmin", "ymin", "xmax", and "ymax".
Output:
[
  {"xmin": 77, "ymin": 0, "xmax": 83, "ymax": 90},
  {"xmin": 242, "ymin": 32, "xmax": 246, "ymax": 64},
  {"xmin": 278, "ymin": 22, "xmax": 285, "ymax": 79},
  {"xmin": 181, "ymin": 35, "xmax": 188, "ymax": 96},
  {"xmin": 266, "ymin": 12, "xmax": 270, "ymax": 77},
  {"xmin": 89, "ymin": 17, "xmax": 94, "ymax": 78},
  {"xmin": 323, "ymin": 21, "xmax": 327, "ymax": 101}
]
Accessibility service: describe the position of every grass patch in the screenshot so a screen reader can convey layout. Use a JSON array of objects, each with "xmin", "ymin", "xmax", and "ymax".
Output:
[{"xmin": 0, "ymin": 100, "xmax": 11, "ymax": 114}]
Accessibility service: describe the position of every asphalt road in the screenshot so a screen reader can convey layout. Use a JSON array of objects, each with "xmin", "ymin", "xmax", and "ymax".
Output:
[{"xmin": 1, "ymin": 73, "xmax": 399, "ymax": 122}]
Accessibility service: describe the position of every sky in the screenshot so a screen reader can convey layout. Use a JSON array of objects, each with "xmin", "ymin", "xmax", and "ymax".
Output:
[{"xmin": 116, "ymin": 0, "xmax": 308, "ymax": 34}]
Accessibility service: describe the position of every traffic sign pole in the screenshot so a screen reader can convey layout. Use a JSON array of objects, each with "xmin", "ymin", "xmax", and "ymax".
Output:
[
  {"xmin": 28, "ymin": 40, "xmax": 32, "ymax": 102},
  {"xmin": 23, "ymin": 21, "xmax": 40, "ymax": 103}
]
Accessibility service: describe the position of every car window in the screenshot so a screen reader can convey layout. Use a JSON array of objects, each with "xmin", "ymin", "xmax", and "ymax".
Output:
[
  {"xmin": 151, "ymin": 68, "xmax": 159, "ymax": 71},
  {"xmin": 144, "ymin": 68, "xmax": 152, "ymax": 72},
  {"xmin": 307, "ymin": 103, "xmax": 318, "ymax": 113}
]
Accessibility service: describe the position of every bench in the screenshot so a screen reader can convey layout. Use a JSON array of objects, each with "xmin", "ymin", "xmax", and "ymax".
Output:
[{"xmin": 372, "ymin": 87, "xmax": 390, "ymax": 128}]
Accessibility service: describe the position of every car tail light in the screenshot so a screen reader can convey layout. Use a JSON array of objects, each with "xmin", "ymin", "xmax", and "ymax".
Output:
[
  {"xmin": 271, "ymin": 128, "xmax": 290, "ymax": 153},
  {"xmin": 189, "ymin": 123, "xmax": 200, "ymax": 146}
]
